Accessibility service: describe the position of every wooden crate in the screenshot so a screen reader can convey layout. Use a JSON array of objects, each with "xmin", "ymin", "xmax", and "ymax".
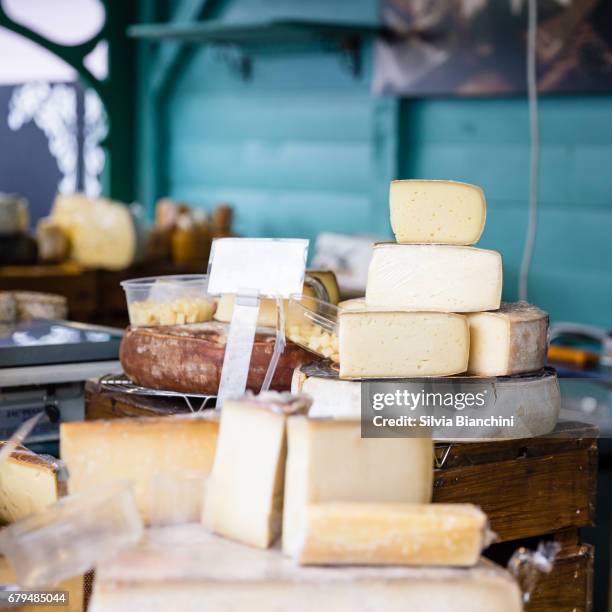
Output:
[{"xmin": 84, "ymin": 380, "xmax": 597, "ymax": 611}]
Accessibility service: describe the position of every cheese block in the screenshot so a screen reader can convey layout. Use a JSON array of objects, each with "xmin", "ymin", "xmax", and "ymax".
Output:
[
  {"xmin": 0, "ymin": 443, "xmax": 66, "ymax": 525},
  {"xmin": 307, "ymin": 269, "xmax": 341, "ymax": 305},
  {"xmin": 467, "ymin": 302, "xmax": 548, "ymax": 376},
  {"xmin": 0, "ymin": 194, "xmax": 28, "ymax": 234},
  {"xmin": 36, "ymin": 217, "xmax": 70, "ymax": 263},
  {"xmin": 0, "ymin": 292, "xmax": 16, "ymax": 323},
  {"xmin": 282, "ymin": 417, "xmax": 432, "ymax": 556},
  {"xmin": 365, "ymin": 244, "xmax": 502, "ymax": 312},
  {"xmin": 390, "ymin": 180, "xmax": 486, "ymax": 245},
  {"xmin": 292, "ymin": 362, "xmax": 560, "ymax": 441},
  {"xmin": 0, "ymin": 556, "xmax": 84, "ymax": 612},
  {"xmin": 89, "ymin": 525, "xmax": 523, "ymax": 612},
  {"xmin": 119, "ymin": 321, "xmax": 313, "ymax": 394},
  {"xmin": 296, "ymin": 502, "xmax": 490, "ymax": 566},
  {"xmin": 13, "ymin": 291, "xmax": 67, "ymax": 321},
  {"xmin": 50, "ymin": 194, "xmax": 138, "ymax": 270},
  {"xmin": 203, "ymin": 393, "xmax": 310, "ymax": 548},
  {"xmin": 60, "ymin": 414, "xmax": 219, "ymax": 525},
  {"xmin": 339, "ymin": 304, "xmax": 469, "ymax": 378}
]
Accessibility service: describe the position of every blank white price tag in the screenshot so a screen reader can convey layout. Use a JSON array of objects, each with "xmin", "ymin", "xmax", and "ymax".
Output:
[
  {"xmin": 208, "ymin": 238, "xmax": 309, "ymax": 407},
  {"xmin": 208, "ymin": 238, "xmax": 308, "ymax": 298}
]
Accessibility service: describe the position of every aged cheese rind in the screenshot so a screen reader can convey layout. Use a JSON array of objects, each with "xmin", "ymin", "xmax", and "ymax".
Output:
[
  {"xmin": 119, "ymin": 321, "xmax": 312, "ymax": 394},
  {"xmin": 60, "ymin": 414, "xmax": 218, "ymax": 525},
  {"xmin": 365, "ymin": 244, "xmax": 502, "ymax": 312},
  {"xmin": 467, "ymin": 302, "xmax": 548, "ymax": 376},
  {"xmin": 339, "ymin": 306, "xmax": 469, "ymax": 378},
  {"xmin": 297, "ymin": 502, "xmax": 488, "ymax": 566},
  {"xmin": 203, "ymin": 394, "xmax": 310, "ymax": 548},
  {"xmin": 282, "ymin": 418, "xmax": 432, "ymax": 556},
  {"xmin": 293, "ymin": 363, "xmax": 560, "ymax": 441},
  {"xmin": 0, "ymin": 443, "xmax": 64, "ymax": 525},
  {"xmin": 89, "ymin": 525, "xmax": 523, "ymax": 612},
  {"xmin": 390, "ymin": 180, "xmax": 486, "ymax": 245}
]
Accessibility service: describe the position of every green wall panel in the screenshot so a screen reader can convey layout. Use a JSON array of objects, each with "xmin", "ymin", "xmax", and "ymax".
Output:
[{"xmin": 400, "ymin": 96, "xmax": 612, "ymax": 327}]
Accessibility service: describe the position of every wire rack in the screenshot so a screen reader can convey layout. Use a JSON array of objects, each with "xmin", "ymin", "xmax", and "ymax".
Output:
[{"xmin": 98, "ymin": 373, "xmax": 217, "ymax": 413}]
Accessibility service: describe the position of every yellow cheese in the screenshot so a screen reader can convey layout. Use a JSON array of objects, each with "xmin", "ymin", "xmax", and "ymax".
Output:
[
  {"xmin": 89, "ymin": 525, "xmax": 522, "ymax": 612},
  {"xmin": 282, "ymin": 417, "xmax": 432, "ymax": 557},
  {"xmin": 365, "ymin": 244, "xmax": 502, "ymax": 312},
  {"xmin": 390, "ymin": 180, "xmax": 486, "ymax": 245},
  {"xmin": 339, "ymin": 302, "xmax": 469, "ymax": 378},
  {"xmin": 50, "ymin": 194, "xmax": 138, "ymax": 270},
  {"xmin": 203, "ymin": 393, "xmax": 310, "ymax": 548},
  {"xmin": 0, "ymin": 557, "xmax": 83, "ymax": 612},
  {"xmin": 467, "ymin": 302, "xmax": 549, "ymax": 376},
  {"xmin": 60, "ymin": 414, "xmax": 218, "ymax": 525},
  {"xmin": 0, "ymin": 444, "xmax": 64, "ymax": 525},
  {"xmin": 36, "ymin": 218, "xmax": 70, "ymax": 263},
  {"xmin": 306, "ymin": 269, "xmax": 341, "ymax": 304},
  {"xmin": 296, "ymin": 502, "xmax": 489, "ymax": 566}
]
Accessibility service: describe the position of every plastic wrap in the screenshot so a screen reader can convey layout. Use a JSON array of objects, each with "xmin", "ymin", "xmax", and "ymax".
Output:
[{"xmin": 507, "ymin": 541, "xmax": 561, "ymax": 604}]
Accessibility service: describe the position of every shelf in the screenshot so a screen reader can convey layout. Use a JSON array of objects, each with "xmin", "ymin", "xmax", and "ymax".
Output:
[{"xmin": 127, "ymin": 18, "xmax": 379, "ymax": 45}]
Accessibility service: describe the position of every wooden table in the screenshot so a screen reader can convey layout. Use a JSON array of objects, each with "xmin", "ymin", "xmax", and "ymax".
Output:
[{"xmin": 85, "ymin": 380, "xmax": 597, "ymax": 612}]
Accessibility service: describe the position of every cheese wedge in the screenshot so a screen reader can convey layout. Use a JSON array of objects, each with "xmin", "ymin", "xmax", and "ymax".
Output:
[
  {"xmin": 282, "ymin": 417, "xmax": 432, "ymax": 556},
  {"xmin": 203, "ymin": 393, "xmax": 310, "ymax": 548},
  {"xmin": 467, "ymin": 302, "xmax": 549, "ymax": 376},
  {"xmin": 0, "ymin": 443, "xmax": 65, "ymax": 525},
  {"xmin": 89, "ymin": 525, "xmax": 522, "ymax": 612},
  {"xmin": 296, "ymin": 502, "xmax": 489, "ymax": 566},
  {"xmin": 60, "ymin": 414, "xmax": 218, "ymax": 525},
  {"xmin": 390, "ymin": 180, "xmax": 486, "ymax": 245},
  {"xmin": 365, "ymin": 244, "xmax": 502, "ymax": 312},
  {"xmin": 339, "ymin": 304, "xmax": 469, "ymax": 378}
]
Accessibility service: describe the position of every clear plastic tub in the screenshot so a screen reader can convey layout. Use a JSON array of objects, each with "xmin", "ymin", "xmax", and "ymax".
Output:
[
  {"xmin": 121, "ymin": 274, "xmax": 216, "ymax": 327},
  {"xmin": 0, "ymin": 482, "xmax": 143, "ymax": 587},
  {"xmin": 286, "ymin": 295, "xmax": 339, "ymax": 363}
]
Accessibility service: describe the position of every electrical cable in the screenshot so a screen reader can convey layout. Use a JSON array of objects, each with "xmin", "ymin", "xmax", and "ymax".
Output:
[{"xmin": 519, "ymin": 0, "xmax": 540, "ymax": 301}]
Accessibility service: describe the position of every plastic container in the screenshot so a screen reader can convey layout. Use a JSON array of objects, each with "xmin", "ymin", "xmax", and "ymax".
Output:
[
  {"xmin": 121, "ymin": 274, "xmax": 216, "ymax": 327},
  {"xmin": 0, "ymin": 482, "xmax": 143, "ymax": 587},
  {"xmin": 286, "ymin": 295, "xmax": 339, "ymax": 363},
  {"xmin": 149, "ymin": 472, "xmax": 207, "ymax": 527}
]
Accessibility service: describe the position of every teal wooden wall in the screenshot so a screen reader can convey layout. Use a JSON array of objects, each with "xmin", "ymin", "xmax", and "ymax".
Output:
[{"xmin": 136, "ymin": 0, "xmax": 612, "ymax": 327}]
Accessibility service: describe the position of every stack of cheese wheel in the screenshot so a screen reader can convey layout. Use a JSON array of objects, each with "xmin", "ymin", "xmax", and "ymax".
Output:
[{"xmin": 293, "ymin": 179, "xmax": 559, "ymax": 440}]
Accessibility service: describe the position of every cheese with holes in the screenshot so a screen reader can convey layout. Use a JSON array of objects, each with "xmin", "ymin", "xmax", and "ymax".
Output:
[
  {"xmin": 282, "ymin": 417, "xmax": 432, "ymax": 556},
  {"xmin": 89, "ymin": 525, "xmax": 522, "ymax": 612},
  {"xmin": 390, "ymin": 180, "xmax": 486, "ymax": 245},
  {"xmin": 365, "ymin": 244, "xmax": 502, "ymax": 312},
  {"xmin": 203, "ymin": 393, "xmax": 310, "ymax": 548},
  {"xmin": 339, "ymin": 303, "xmax": 469, "ymax": 378},
  {"xmin": 296, "ymin": 503, "xmax": 489, "ymax": 566},
  {"xmin": 0, "ymin": 443, "xmax": 65, "ymax": 525},
  {"xmin": 467, "ymin": 302, "xmax": 548, "ymax": 376},
  {"xmin": 60, "ymin": 415, "xmax": 218, "ymax": 525}
]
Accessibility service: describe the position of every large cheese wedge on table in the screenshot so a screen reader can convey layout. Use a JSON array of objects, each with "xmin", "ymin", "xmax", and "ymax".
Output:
[
  {"xmin": 0, "ymin": 443, "xmax": 66, "ymax": 524},
  {"xmin": 119, "ymin": 321, "xmax": 312, "ymax": 394},
  {"xmin": 203, "ymin": 393, "xmax": 310, "ymax": 548},
  {"xmin": 282, "ymin": 417, "xmax": 432, "ymax": 556},
  {"xmin": 292, "ymin": 362, "xmax": 560, "ymax": 441},
  {"xmin": 467, "ymin": 302, "xmax": 548, "ymax": 376},
  {"xmin": 338, "ymin": 300, "xmax": 469, "ymax": 378},
  {"xmin": 50, "ymin": 194, "xmax": 139, "ymax": 270},
  {"xmin": 390, "ymin": 179, "xmax": 486, "ymax": 245},
  {"xmin": 60, "ymin": 414, "xmax": 218, "ymax": 525},
  {"xmin": 296, "ymin": 502, "xmax": 490, "ymax": 566},
  {"xmin": 365, "ymin": 244, "xmax": 502, "ymax": 312},
  {"xmin": 89, "ymin": 525, "xmax": 523, "ymax": 612}
]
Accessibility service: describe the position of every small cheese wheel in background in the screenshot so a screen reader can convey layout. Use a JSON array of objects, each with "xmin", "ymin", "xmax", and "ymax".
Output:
[
  {"xmin": 366, "ymin": 243, "xmax": 502, "ymax": 312},
  {"xmin": 296, "ymin": 502, "xmax": 489, "ymax": 566},
  {"xmin": 390, "ymin": 179, "xmax": 486, "ymax": 245},
  {"xmin": 467, "ymin": 302, "xmax": 548, "ymax": 376},
  {"xmin": 339, "ymin": 302, "xmax": 469, "ymax": 379}
]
